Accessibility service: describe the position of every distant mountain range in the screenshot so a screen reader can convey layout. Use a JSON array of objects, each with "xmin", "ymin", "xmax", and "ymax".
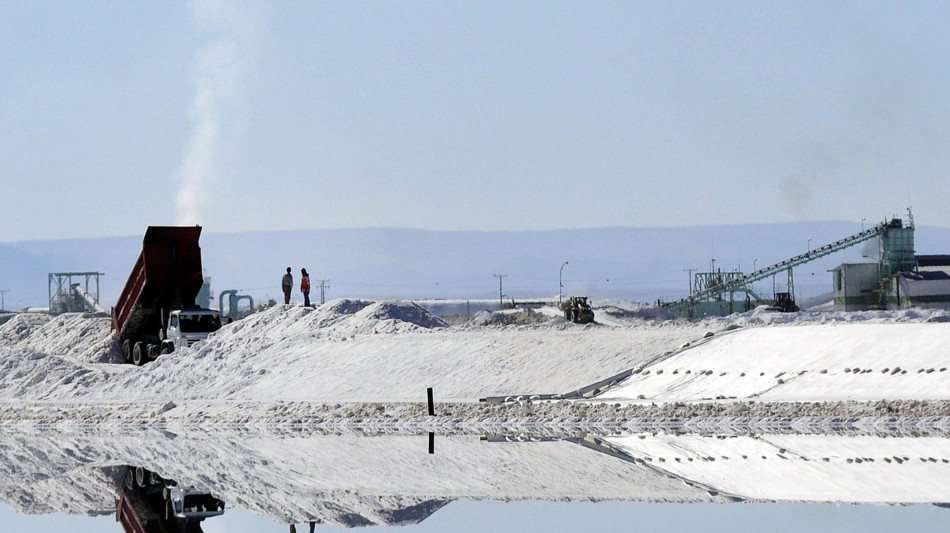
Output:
[{"xmin": 3, "ymin": 222, "xmax": 950, "ymax": 311}]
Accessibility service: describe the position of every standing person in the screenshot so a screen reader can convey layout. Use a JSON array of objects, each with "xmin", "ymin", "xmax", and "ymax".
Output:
[
  {"xmin": 300, "ymin": 268, "xmax": 311, "ymax": 307},
  {"xmin": 281, "ymin": 267, "xmax": 293, "ymax": 304}
]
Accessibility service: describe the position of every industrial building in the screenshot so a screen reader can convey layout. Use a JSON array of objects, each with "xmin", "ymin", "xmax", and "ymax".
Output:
[
  {"xmin": 832, "ymin": 213, "xmax": 950, "ymax": 312},
  {"xmin": 831, "ymin": 263, "xmax": 881, "ymax": 311},
  {"xmin": 663, "ymin": 209, "xmax": 950, "ymax": 317},
  {"xmin": 892, "ymin": 256, "xmax": 950, "ymax": 309},
  {"xmin": 835, "ymin": 254, "xmax": 950, "ymax": 312}
]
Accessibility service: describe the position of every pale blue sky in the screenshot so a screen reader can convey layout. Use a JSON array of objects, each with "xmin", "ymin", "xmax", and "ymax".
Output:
[
  {"xmin": 3, "ymin": 500, "xmax": 949, "ymax": 533},
  {"xmin": 2, "ymin": 1, "xmax": 949, "ymax": 242}
]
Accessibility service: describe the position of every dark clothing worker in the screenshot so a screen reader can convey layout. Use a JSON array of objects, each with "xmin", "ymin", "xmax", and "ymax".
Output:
[{"xmin": 281, "ymin": 267, "xmax": 293, "ymax": 304}]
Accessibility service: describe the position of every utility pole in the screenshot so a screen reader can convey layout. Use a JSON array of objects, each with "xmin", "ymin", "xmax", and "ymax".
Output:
[
  {"xmin": 682, "ymin": 269, "xmax": 696, "ymax": 295},
  {"xmin": 317, "ymin": 280, "xmax": 330, "ymax": 305},
  {"xmin": 493, "ymin": 274, "xmax": 507, "ymax": 310},
  {"xmin": 0, "ymin": 289, "xmax": 7, "ymax": 312}
]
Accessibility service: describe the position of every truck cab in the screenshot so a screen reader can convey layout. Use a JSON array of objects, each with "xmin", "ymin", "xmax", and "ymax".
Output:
[
  {"xmin": 167, "ymin": 486, "xmax": 226, "ymax": 521},
  {"xmin": 116, "ymin": 465, "xmax": 225, "ymax": 533},
  {"xmin": 165, "ymin": 308, "xmax": 222, "ymax": 351}
]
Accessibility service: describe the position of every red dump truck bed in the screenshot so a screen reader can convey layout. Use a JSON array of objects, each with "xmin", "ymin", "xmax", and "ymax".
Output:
[
  {"xmin": 112, "ymin": 226, "xmax": 205, "ymax": 341},
  {"xmin": 116, "ymin": 492, "xmax": 148, "ymax": 533}
]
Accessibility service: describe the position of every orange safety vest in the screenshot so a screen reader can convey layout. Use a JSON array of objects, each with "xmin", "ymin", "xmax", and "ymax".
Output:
[{"xmin": 301, "ymin": 276, "xmax": 311, "ymax": 291}]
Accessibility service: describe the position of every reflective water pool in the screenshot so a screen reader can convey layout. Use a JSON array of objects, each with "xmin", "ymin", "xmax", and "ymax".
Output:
[{"xmin": 2, "ymin": 428, "xmax": 948, "ymax": 532}]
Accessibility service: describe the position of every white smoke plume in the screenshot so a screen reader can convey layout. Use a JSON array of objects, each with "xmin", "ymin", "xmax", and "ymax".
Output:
[{"xmin": 175, "ymin": 0, "xmax": 256, "ymax": 226}]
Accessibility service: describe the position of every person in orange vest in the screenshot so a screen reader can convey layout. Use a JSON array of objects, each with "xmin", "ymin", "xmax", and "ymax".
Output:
[{"xmin": 300, "ymin": 268, "xmax": 311, "ymax": 307}]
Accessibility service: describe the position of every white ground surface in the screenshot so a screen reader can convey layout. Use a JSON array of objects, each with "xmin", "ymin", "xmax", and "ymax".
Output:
[
  {"xmin": 604, "ymin": 433, "xmax": 950, "ymax": 504},
  {"xmin": 0, "ymin": 301, "xmax": 713, "ymax": 404},
  {"xmin": 3, "ymin": 301, "xmax": 950, "ymax": 524},
  {"xmin": 1, "ymin": 300, "xmax": 948, "ymax": 408},
  {"xmin": 597, "ymin": 323, "xmax": 950, "ymax": 403}
]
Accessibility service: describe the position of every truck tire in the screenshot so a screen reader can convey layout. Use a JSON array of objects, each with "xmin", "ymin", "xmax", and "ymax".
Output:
[
  {"xmin": 132, "ymin": 342, "xmax": 146, "ymax": 366},
  {"xmin": 124, "ymin": 469, "xmax": 135, "ymax": 491},
  {"xmin": 135, "ymin": 467, "xmax": 147, "ymax": 488},
  {"xmin": 160, "ymin": 344, "xmax": 173, "ymax": 355},
  {"xmin": 147, "ymin": 344, "xmax": 158, "ymax": 359},
  {"xmin": 122, "ymin": 339, "xmax": 131, "ymax": 363}
]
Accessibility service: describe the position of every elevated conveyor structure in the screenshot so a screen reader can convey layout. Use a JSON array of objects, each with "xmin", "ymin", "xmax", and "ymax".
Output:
[
  {"xmin": 48, "ymin": 272, "xmax": 105, "ymax": 315},
  {"xmin": 660, "ymin": 218, "xmax": 908, "ymax": 317}
]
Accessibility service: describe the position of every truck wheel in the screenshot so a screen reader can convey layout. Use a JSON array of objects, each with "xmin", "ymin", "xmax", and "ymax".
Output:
[
  {"xmin": 122, "ymin": 340, "xmax": 131, "ymax": 363},
  {"xmin": 124, "ymin": 469, "xmax": 135, "ymax": 491},
  {"xmin": 132, "ymin": 342, "xmax": 146, "ymax": 366},
  {"xmin": 160, "ymin": 344, "xmax": 173, "ymax": 355},
  {"xmin": 135, "ymin": 467, "xmax": 147, "ymax": 488},
  {"xmin": 147, "ymin": 344, "xmax": 158, "ymax": 359}
]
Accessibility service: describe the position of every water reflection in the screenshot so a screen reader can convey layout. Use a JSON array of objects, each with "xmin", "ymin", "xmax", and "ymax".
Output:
[
  {"xmin": 1, "ymin": 428, "xmax": 948, "ymax": 530},
  {"xmin": 485, "ymin": 433, "xmax": 950, "ymax": 503},
  {"xmin": 115, "ymin": 465, "xmax": 225, "ymax": 533}
]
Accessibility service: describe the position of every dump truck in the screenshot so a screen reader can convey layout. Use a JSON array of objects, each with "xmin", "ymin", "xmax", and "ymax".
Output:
[
  {"xmin": 116, "ymin": 465, "xmax": 225, "ymax": 533},
  {"xmin": 560, "ymin": 296, "xmax": 595, "ymax": 324},
  {"xmin": 112, "ymin": 226, "xmax": 222, "ymax": 365}
]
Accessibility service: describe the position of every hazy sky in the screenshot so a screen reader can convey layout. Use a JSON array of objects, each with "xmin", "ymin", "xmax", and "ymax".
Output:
[
  {"xmin": 3, "ymin": 499, "xmax": 949, "ymax": 533},
  {"xmin": 2, "ymin": 1, "xmax": 949, "ymax": 242}
]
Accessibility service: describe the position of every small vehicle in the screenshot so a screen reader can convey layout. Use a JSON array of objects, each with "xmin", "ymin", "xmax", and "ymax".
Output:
[
  {"xmin": 560, "ymin": 296, "xmax": 595, "ymax": 324},
  {"xmin": 769, "ymin": 292, "xmax": 800, "ymax": 313}
]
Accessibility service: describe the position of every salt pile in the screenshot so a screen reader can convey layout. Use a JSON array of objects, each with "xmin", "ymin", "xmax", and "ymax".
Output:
[{"xmin": 2, "ymin": 300, "xmax": 950, "ymax": 408}]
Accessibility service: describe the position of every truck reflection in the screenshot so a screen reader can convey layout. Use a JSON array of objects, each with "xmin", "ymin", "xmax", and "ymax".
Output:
[{"xmin": 115, "ymin": 466, "xmax": 225, "ymax": 533}]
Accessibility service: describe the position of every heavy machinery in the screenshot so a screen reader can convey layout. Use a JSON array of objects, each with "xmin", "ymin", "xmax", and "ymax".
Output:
[
  {"xmin": 769, "ymin": 292, "xmax": 799, "ymax": 312},
  {"xmin": 112, "ymin": 226, "xmax": 222, "ymax": 366},
  {"xmin": 116, "ymin": 465, "xmax": 225, "ymax": 533},
  {"xmin": 560, "ymin": 296, "xmax": 595, "ymax": 324}
]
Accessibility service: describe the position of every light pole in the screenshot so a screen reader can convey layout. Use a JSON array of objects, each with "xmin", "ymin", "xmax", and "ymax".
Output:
[
  {"xmin": 559, "ymin": 262, "xmax": 569, "ymax": 305},
  {"xmin": 862, "ymin": 217, "xmax": 866, "ymax": 232},
  {"xmin": 753, "ymin": 257, "xmax": 758, "ymax": 272},
  {"xmin": 807, "ymin": 238, "xmax": 812, "ymax": 254}
]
